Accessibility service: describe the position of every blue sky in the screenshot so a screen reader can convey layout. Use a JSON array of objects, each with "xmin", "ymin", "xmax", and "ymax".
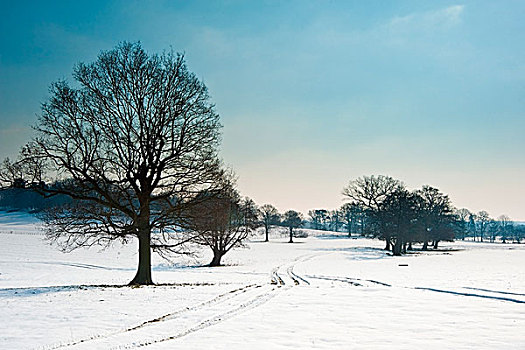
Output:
[{"xmin": 1, "ymin": 1, "xmax": 524, "ymax": 219}]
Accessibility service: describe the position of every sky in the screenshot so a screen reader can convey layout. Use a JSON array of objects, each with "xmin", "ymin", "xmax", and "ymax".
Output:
[{"xmin": 1, "ymin": 1, "xmax": 524, "ymax": 219}]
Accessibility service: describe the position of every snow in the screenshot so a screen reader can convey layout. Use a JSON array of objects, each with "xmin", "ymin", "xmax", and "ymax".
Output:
[{"xmin": 0, "ymin": 211, "xmax": 524, "ymax": 349}]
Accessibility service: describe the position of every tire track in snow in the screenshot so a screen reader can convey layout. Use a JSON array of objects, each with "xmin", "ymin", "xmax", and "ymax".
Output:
[
  {"xmin": 414, "ymin": 287, "xmax": 525, "ymax": 304},
  {"xmin": 287, "ymin": 266, "xmax": 309, "ymax": 285},
  {"xmin": 115, "ymin": 253, "xmax": 322, "ymax": 348},
  {"xmin": 307, "ymin": 274, "xmax": 525, "ymax": 304},
  {"xmin": 307, "ymin": 274, "xmax": 390, "ymax": 287},
  {"xmin": 47, "ymin": 253, "xmax": 322, "ymax": 349},
  {"xmin": 43, "ymin": 283, "xmax": 260, "ymax": 350},
  {"xmin": 285, "ymin": 255, "xmax": 316, "ymax": 286},
  {"xmin": 463, "ymin": 287, "xmax": 525, "ymax": 297},
  {"xmin": 271, "ymin": 253, "xmax": 320, "ymax": 286},
  {"xmin": 270, "ymin": 267, "xmax": 285, "ymax": 286},
  {"xmin": 114, "ymin": 285, "xmax": 289, "ymax": 349},
  {"xmin": 19, "ymin": 261, "xmax": 132, "ymax": 271},
  {"xmin": 125, "ymin": 284, "xmax": 261, "ymax": 331},
  {"xmin": 307, "ymin": 275, "xmax": 363, "ymax": 286}
]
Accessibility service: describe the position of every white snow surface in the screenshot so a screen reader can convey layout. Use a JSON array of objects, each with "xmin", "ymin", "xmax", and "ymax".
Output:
[{"xmin": 0, "ymin": 211, "xmax": 524, "ymax": 349}]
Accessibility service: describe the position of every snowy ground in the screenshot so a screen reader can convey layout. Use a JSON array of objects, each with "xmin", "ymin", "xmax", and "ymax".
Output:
[{"xmin": 1, "ymin": 212, "xmax": 524, "ymax": 349}]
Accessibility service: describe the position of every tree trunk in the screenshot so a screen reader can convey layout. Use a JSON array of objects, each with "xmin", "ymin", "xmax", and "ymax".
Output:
[
  {"xmin": 209, "ymin": 249, "xmax": 224, "ymax": 266},
  {"xmin": 402, "ymin": 241, "xmax": 407, "ymax": 254},
  {"xmin": 289, "ymin": 227, "xmax": 294, "ymax": 243},
  {"xmin": 433, "ymin": 240, "xmax": 439, "ymax": 249},
  {"xmin": 384, "ymin": 239, "xmax": 391, "ymax": 251},
  {"xmin": 422, "ymin": 241, "xmax": 429, "ymax": 251},
  {"xmin": 129, "ymin": 203, "xmax": 153, "ymax": 285},
  {"xmin": 392, "ymin": 239, "xmax": 402, "ymax": 256},
  {"xmin": 265, "ymin": 225, "xmax": 269, "ymax": 242},
  {"xmin": 408, "ymin": 241, "xmax": 413, "ymax": 250},
  {"xmin": 129, "ymin": 230, "xmax": 153, "ymax": 285}
]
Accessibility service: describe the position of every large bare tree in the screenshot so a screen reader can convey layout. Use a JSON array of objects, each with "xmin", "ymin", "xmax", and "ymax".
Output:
[{"xmin": 10, "ymin": 42, "xmax": 222, "ymax": 285}]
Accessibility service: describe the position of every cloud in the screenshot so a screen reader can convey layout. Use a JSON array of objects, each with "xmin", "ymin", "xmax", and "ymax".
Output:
[{"xmin": 388, "ymin": 5, "xmax": 465, "ymax": 31}]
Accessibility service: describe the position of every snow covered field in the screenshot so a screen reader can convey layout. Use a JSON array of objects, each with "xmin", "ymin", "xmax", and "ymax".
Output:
[{"xmin": 1, "ymin": 212, "xmax": 524, "ymax": 349}]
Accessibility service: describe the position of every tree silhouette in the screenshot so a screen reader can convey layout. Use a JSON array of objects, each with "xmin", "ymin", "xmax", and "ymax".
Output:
[
  {"xmin": 282, "ymin": 210, "xmax": 303, "ymax": 243},
  {"xmin": 5, "ymin": 42, "xmax": 222, "ymax": 285},
  {"xmin": 188, "ymin": 175, "xmax": 258, "ymax": 266},
  {"xmin": 259, "ymin": 204, "xmax": 280, "ymax": 242}
]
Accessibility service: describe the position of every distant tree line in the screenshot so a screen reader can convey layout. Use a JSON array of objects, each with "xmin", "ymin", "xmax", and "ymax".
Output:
[
  {"xmin": 304, "ymin": 175, "xmax": 524, "ymax": 255},
  {"xmin": 0, "ymin": 178, "xmax": 72, "ymax": 212},
  {"xmin": 454, "ymin": 209, "xmax": 524, "ymax": 244},
  {"xmin": 0, "ymin": 188, "xmax": 74, "ymax": 213}
]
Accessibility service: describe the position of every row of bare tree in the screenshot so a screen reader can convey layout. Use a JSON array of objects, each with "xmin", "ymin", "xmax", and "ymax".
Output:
[
  {"xmin": 454, "ymin": 209, "xmax": 523, "ymax": 243},
  {"xmin": 340, "ymin": 176, "xmax": 456, "ymax": 255},
  {"xmin": 304, "ymin": 175, "xmax": 523, "ymax": 255},
  {"xmin": 308, "ymin": 205, "xmax": 522, "ymax": 245}
]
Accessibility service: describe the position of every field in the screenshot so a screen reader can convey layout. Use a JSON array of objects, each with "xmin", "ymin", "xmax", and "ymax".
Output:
[{"xmin": 1, "ymin": 212, "xmax": 524, "ymax": 349}]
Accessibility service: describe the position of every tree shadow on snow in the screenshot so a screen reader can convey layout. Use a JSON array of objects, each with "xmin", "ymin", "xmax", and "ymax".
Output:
[
  {"xmin": 0, "ymin": 282, "xmax": 216, "ymax": 298},
  {"xmin": 315, "ymin": 234, "xmax": 361, "ymax": 240},
  {"xmin": 415, "ymin": 287, "xmax": 525, "ymax": 304},
  {"xmin": 312, "ymin": 246, "xmax": 394, "ymax": 261}
]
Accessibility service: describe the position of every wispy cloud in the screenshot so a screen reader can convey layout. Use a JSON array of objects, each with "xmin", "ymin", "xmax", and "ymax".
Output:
[{"xmin": 388, "ymin": 5, "xmax": 465, "ymax": 30}]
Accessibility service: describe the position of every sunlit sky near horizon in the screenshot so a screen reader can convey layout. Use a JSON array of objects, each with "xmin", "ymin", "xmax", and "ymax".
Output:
[{"xmin": 1, "ymin": 1, "xmax": 524, "ymax": 219}]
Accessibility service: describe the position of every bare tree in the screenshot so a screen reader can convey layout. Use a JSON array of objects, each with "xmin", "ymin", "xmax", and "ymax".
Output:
[
  {"xmin": 468, "ymin": 212, "xmax": 478, "ymax": 240},
  {"xmin": 259, "ymin": 204, "xmax": 280, "ymax": 242},
  {"xmin": 455, "ymin": 208, "xmax": 471, "ymax": 240},
  {"xmin": 308, "ymin": 210, "xmax": 320, "ymax": 230},
  {"xmin": 342, "ymin": 175, "xmax": 404, "ymax": 249},
  {"xmin": 416, "ymin": 186, "xmax": 456, "ymax": 250},
  {"xmin": 0, "ymin": 158, "xmax": 25, "ymax": 188},
  {"xmin": 6, "ymin": 42, "xmax": 223, "ymax": 285},
  {"xmin": 188, "ymin": 177, "xmax": 258, "ymax": 266},
  {"xmin": 282, "ymin": 210, "xmax": 303, "ymax": 243},
  {"xmin": 308, "ymin": 209, "xmax": 329, "ymax": 230},
  {"xmin": 487, "ymin": 219, "xmax": 499, "ymax": 243},
  {"xmin": 477, "ymin": 211, "xmax": 491, "ymax": 242},
  {"xmin": 497, "ymin": 214, "xmax": 512, "ymax": 243},
  {"xmin": 378, "ymin": 188, "xmax": 420, "ymax": 255},
  {"xmin": 513, "ymin": 224, "xmax": 525, "ymax": 243},
  {"xmin": 0, "ymin": 144, "xmax": 47, "ymax": 189},
  {"xmin": 340, "ymin": 202, "xmax": 363, "ymax": 237},
  {"xmin": 343, "ymin": 175, "xmax": 403, "ymax": 211},
  {"xmin": 329, "ymin": 209, "xmax": 342, "ymax": 232}
]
